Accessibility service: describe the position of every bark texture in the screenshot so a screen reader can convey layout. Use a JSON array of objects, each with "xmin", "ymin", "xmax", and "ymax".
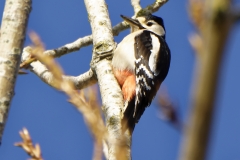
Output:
[
  {"xmin": 0, "ymin": 0, "xmax": 31, "ymax": 142},
  {"xmin": 84, "ymin": 0, "xmax": 129, "ymax": 159}
]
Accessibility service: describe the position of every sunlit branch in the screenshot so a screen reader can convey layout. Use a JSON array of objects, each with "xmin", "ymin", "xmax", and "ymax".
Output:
[
  {"xmin": 21, "ymin": 47, "xmax": 97, "ymax": 90},
  {"xmin": 27, "ymin": 33, "xmax": 106, "ymax": 160},
  {"xmin": 136, "ymin": 0, "xmax": 169, "ymax": 16},
  {"xmin": 18, "ymin": 1, "xmax": 170, "ymax": 159},
  {"xmin": 44, "ymin": 35, "xmax": 93, "ymax": 57},
  {"xmin": 84, "ymin": 0, "xmax": 126, "ymax": 159},
  {"xmin": 21, "ymin": 0, "xmax": 169, "ymax": 61},
  {"xmin": 131, "ymin": 0, "xmax": 142, "ymax": 14},
  {"xmin": 0, "ymin": 0, "xmax": 31, "ymax": 143}
]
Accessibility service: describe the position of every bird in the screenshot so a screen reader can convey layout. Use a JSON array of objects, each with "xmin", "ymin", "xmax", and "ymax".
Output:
[{"xmin": 112, "ymin": 14, "xmax": 171, "ymax": 133}]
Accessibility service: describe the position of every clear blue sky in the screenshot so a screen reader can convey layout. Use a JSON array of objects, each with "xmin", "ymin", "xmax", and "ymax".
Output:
[{"xmin": 0, "ymin": 0, "xmax": 240, "ymax": 160}]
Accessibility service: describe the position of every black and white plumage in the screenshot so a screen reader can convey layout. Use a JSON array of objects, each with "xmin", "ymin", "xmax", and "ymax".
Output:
[{"xmin": 112, "ymin": 14, "xmax": 171, "ymax": 132}]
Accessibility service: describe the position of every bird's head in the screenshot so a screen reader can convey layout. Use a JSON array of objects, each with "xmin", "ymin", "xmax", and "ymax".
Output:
[{"xmin": 121, "ymin": 14, "xmax": 166, "ymax": 38}]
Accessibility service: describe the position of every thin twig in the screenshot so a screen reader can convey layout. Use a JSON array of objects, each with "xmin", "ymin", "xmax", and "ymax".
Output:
[
  {"xmin": 28, "ymin": 32, "xmax": 106, "ymax": 160},
  {"xmin": 136, "ymin": 0, "xmax": 169, "ymax": 16},
  {"xmin": 15, "ymin": 128, "xmax": 43, "ymax": 160},
  {"xmin": 21, "ymin": 46, "xmax": 97, "ymax": 90},
  {"xmin": 20, "ymin": 0, "xmax": 169, "ymax": 63}
]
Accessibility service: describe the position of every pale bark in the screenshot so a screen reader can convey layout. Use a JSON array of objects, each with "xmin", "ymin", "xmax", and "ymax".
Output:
[
  {"xmin": 131, "ymin": 0, "xmax": 142, "ymax": 14},
  {"xmin": 21, "ymin": 47, "xmax": 97, "ymax": 90},
  {"xmin": 18, "ymin": 0, "xmax": 170, "ymax": 159},
  {"xmin": 43, "ymin": 35, "xmax": 93, "ymax": 58},
  {"xmin": 20, "ymin": 0, "xmax": 168, "ymax": 93},
  {"xmin": 180, "ymin": 0, "xmax": 232, "ymax": 160},
  {"xmin": 135, "ymin": 0, "xmax": 169, "ymax": 16},
  {"xmin": 84, "ymin": 0, "xmax": 127, "ymax": 159},
  {"xmin": 0, "ymin": 0, "xmax": 31, "ymax": 142}
]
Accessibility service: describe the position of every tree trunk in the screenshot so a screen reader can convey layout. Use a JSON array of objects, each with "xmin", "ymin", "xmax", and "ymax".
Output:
[{"xmin": 0, "ymin": 0, "xmax": 31, "ymax": 142}]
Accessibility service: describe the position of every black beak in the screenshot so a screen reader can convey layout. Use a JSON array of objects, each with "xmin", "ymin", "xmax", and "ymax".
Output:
[{"xmin": 120, "ymin": 15, "xmax": 144, "ymax": 29}]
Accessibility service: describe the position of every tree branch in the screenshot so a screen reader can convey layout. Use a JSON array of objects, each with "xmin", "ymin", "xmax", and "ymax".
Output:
[
  {"xmin": 21, "ymin": 47, "xmax": 97, "ymax": 90},
  {"xmin": 0, "ymin": 0, "xmax": 31, "ymax": 142},
  {"xmin": 131, "ymin": 0, "xmax": 142, "ymax": 14},
  {"xmin": 64, "ymin": 70, "xmax": 97, "ymax": 89},
  {"xmin": 20, "ymin": 0, "xmax": 169, "ymax": 95},
  {"xmin": 18, "ymin": 1, "xmax": 170, "ymax": 158},
  {"xmin": 44, "ymin": 35, "xmax": 93, "ymax": 57},
  {"xmin": 25, "ymin": 33, "xmax": 107, "ymax": 160},
  {"xmin": 21, "ymin": 0, "xmax": 168, "ymax": 61},
  {"xmin": 84, "ymin": 0, "xmax": 130, "ymax": 159},
  {"xmin": 180, "ymin": 0, "xmax": 233, "ymax": 160},
  {"xmin": 136, "ymin": 0, "xmax": 169, "ymax": 16}
]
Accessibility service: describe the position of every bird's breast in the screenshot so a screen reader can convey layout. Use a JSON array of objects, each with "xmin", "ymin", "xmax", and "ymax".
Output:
[{"xmin": 112, "ymin": 30, "xmax": 144, "ymax": 73}]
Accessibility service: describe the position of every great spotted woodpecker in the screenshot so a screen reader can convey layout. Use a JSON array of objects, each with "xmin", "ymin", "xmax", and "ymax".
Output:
[{"xmin": 112, "ymin": 14, "xmax": 171, "ymax": 132}]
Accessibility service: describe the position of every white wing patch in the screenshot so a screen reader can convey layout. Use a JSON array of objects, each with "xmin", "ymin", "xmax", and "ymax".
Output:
[
  {"xmin": 135, "ymin": 55, "xmax": 143, "ymax": 64},
  {"xmin": 136, "ymin": 75, "xmax": 152, "ymax": 90},
  {"xmin": 149, "ymin": 34, "xmax": 160, "ymax": 76},
  {"xmin": 135, "ymin": 63, "xmax": 154, "ymax": 79}
]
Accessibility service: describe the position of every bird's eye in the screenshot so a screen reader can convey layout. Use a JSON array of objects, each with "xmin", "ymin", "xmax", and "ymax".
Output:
[{"xmin": 146, "ymin": 22, "xmax": 153, "ymax": 26}]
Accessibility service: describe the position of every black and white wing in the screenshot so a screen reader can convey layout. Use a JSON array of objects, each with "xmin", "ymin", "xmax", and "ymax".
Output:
[{"xmin": 133, "ymin": 30, "xmax": 171, "ymax": 122}]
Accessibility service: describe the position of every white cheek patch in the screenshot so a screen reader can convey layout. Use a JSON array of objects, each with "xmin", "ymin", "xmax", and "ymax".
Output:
[
  {"xmin": 137, "ymin": 17, "xmax": 146, "ymax": 25},
  {"xmin": 159, "ymin": 26, "xmax": 166, "ymax": 36},
  {"xmin": 149, "ymin": 34, "xmax": 160, "ymax": 75}
]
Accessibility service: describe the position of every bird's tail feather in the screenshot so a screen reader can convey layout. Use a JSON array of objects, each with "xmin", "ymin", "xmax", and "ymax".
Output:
[{"xmin": 122, "ymin": 99, "xmax": 136, "ymax": 133}]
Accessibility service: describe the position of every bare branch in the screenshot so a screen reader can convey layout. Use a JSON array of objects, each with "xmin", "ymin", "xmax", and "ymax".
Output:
[
  {"xmin": 131, "ymin": 0, "xmax": 142, "ymax": 14},
  {"xmin": 64, "ymin": 70, "xmax": 97, "ymax": 89},
  {"xmin": 136, "ymin": 0, "xmax": 169, "ymax": 16},
  {"xmin": 112, "ymin": 22, "xmax": 130, "ymax": 37},
  {"xmin": 42, "ymin": 35, "xmax": 93, "ymax": 57},
  {"xmin": 27, "ymin": 33, "xmax": 106, "ymax": 160},
  {"xmin": 19, "ymin": 0, "xmax": 169, "ymax": 98},
  {"xmin": 84, "ymin": 0, "xmax": 132, "ymax": 159},
  {"xmin": 15, "ymin": 128, "xmax": 43, "ymax": 160},
  {"xmin": 21, "ymin": 0, "xmax": 169, "ymax": 62},
  {"xmin": 150, "ymin": 0, "xmax": 169, "ymax": 12},
  {"xmin": 69, "ymin": 89, "xmax": 106, "ymax": 160},
  {"xmin": 17, "ymin": 1, "xmax": 170, "ymax": 159},
  {"xmin": 0, "ymin": 0, "xmax": 31, "ymax": 143},
  {"xmin": 21, "ymin": 46, "xmax": 97, "ymax": 90},
  {"xmin": 180, "ymin": 0, "xmax": 233, "ymax": 160}
]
